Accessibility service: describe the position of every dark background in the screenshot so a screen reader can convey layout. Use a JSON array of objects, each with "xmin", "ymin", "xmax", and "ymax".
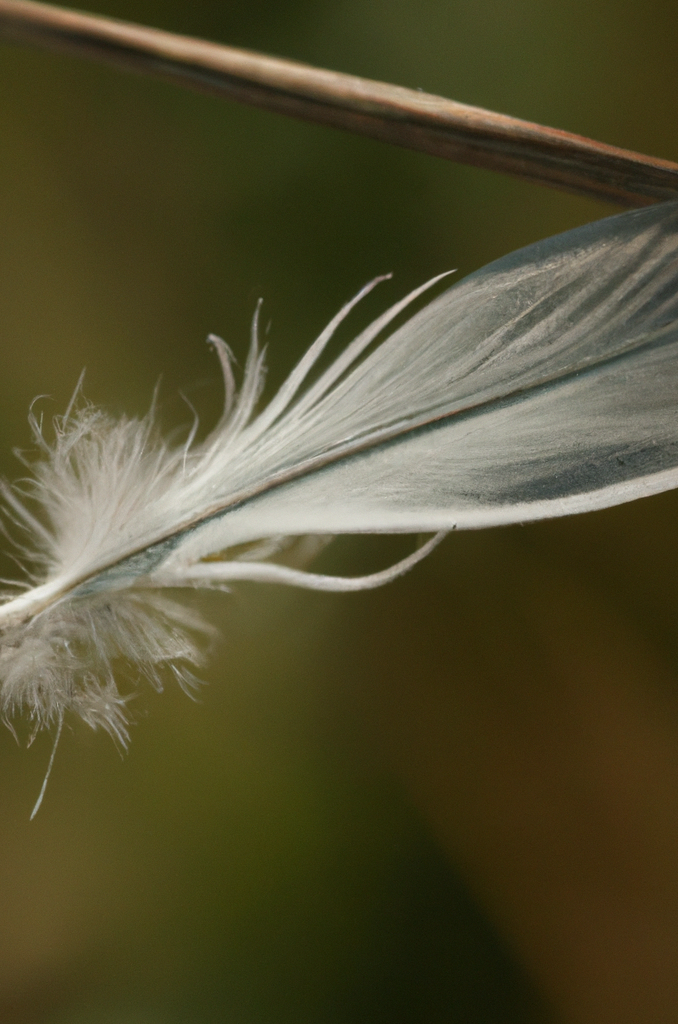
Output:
[{"xmin": 1, "ymin": 2, "xmax": 678, "ymax": 1022}]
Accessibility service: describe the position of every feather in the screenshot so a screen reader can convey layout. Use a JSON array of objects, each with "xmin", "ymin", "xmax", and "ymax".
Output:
[{"xmin": 2, "ymin": 199, "xmax": 678, "ymax": 772}]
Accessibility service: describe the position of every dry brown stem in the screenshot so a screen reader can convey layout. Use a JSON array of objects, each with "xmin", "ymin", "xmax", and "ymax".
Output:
[{"xmin": 1, "ymin": 0, "xmax": 678, "ymax": 207}]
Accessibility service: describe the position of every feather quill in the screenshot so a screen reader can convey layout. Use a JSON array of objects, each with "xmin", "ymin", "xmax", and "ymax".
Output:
[{"xmin": 3, "ymin": 200, "xmax": 678, "ymax": 779}]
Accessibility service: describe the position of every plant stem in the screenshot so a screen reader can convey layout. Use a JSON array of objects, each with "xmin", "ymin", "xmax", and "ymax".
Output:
[{"xmin": 1, "ymin": 0, "xmax": 678, "ymax": 207}]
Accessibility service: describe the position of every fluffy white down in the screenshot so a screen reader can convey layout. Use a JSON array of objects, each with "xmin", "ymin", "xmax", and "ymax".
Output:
[{"xmin": 0, "ymin": 403, "xmax": 222, "ymax": 739}]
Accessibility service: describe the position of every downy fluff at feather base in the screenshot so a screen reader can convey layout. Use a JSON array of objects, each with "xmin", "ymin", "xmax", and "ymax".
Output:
[{"xmin": 3, "ymin": 199, "xmax": 678, "ymax": 774}]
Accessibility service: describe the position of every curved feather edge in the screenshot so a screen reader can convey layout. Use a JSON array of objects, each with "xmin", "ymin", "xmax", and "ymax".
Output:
[{"xmin": 1, "ymin": 200, "xmax": 678, "ymax": 758}]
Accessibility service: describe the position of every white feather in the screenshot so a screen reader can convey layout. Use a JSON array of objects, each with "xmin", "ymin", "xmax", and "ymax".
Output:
[{"xmin": 2, "ymin": 200, "xmax": 678, "ymax": 761}]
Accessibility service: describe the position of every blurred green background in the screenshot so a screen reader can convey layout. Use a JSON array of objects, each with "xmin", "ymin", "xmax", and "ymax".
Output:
[{"xmin": 1, "ymin": 2, "xmax": 678, "ymax": 1022}]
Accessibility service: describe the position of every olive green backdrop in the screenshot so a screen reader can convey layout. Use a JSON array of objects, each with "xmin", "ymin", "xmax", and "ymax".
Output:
[{"xmin": 0, "ymin": 2, "xmax": 677, "ymax": 1022}]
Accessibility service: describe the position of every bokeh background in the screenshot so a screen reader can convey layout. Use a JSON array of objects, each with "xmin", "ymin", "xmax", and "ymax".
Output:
[{"xmin": 1, "ymin": 1, "xmax": 678, "ymax": 1021}]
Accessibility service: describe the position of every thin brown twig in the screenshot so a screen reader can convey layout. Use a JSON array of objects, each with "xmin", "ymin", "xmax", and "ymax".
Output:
[{"xmin": 1, "ymin": 0, "xmax": 678, "ymax": 208}]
